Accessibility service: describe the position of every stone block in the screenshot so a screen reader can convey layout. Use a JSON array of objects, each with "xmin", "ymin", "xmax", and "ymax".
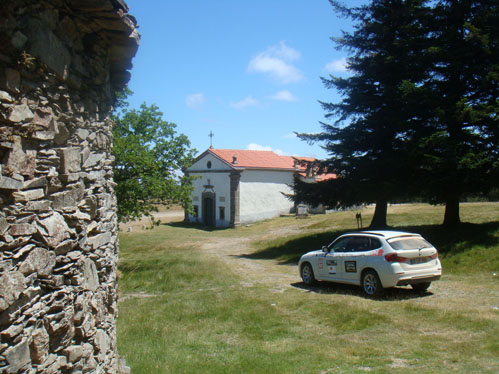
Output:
[
  {"xmin": 37, "ymin": 212, "xmax": 70, "ymax": 248},
  {"xmin": 47, "ymin": 308, "xmax": 75, "ymax": 352},
  {"xmin": 64, "ymin": 345, "xmax": 83, "ymax": 363},
  {"xmin": 51, "ymin": 181, "xmax": 85, "ymax": 210},
  {"xmin": 9, "ymin": 223, "xmax": 37, "ymax": 236},
  {"xmin": 4, "ymin": 339, "xmax": 31, "ymax": 374},
  {"xmin": 0, "ymin": 176, "xmax": 23, "ymax": 190},
  {"xmin": 26, "ymin": 200, "xmax": 52, "ymax": 212},
  {"xmin": 76, "ymin": 129, "xmax": 90, "ymax": 141},
  {"xmin": 81, "ymin": 258, "xmax": 99, "ymax": 291},
  {"xmin": 87, "ymin": 232, "xmax": 112, "ymax": 250},
  {"xmin": 27, "ymin": 19, "xmax": 71, "ymax": 80},
  {"xmin": 0, "ymin": 90, "xmax": 13, "ymax": 102},
  {"xmin": 8, "ymin": 104, "xmax": 34, "ymax": 123},
  {"xmin": 23, "ymin": 177, "xmax": 47, "ymax": 190},
  {"xmin": 59, "ymin": 173, "xmax": 84, "ymax": 183},
  {"xmin": 1, "ymin": 323, "xmax": 23, "ymax": 340},
  {"xmin": 32, "ymin": 130, "xmax": 55, "ymax": 141},
  {"xmin": 83, "ymin": 152, "xmax": 105, "ymax": 169},
  {"xmin": 19, "ymin": 248, "xmax": 56, "ymax": 277},
  {"xmin": 0, "ymin": 215, "xmax": 9, "ymax": 236},
  {"xmin": 29, "ymin": 326, "xmax": 49, "ymax": 365},
  {"xmin": 5, "ymin": 136, "xmax": 36, "ymax": 177},
  {"xmin": 12, "ymin": 188, "xmax": 45, "ymax": 203},
  {"xmin": 32, "ymin": 108, "xmax": 53, "ymax": 128},
  {"xmin": 60, "ymin": 147, "xmax": 81, "ymax": 174},
  {"xmin": 54, "ymin": 239, "xmax": 77, "ymax": 255},
  {"xmin": 0, "ymin": 271, "xmax": 26, "ymax": 305},
  {"xmin": 54, "ymin": 123, "xmax": 70, "ymax": 145}
]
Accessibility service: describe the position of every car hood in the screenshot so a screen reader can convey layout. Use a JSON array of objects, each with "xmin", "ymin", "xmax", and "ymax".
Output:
[{"xmin": 301, "ymin": 249, "xmax": 324, "ymax": 258}]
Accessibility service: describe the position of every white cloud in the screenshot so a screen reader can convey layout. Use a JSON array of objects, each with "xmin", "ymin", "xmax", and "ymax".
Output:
[
  {"xmin": 248, "ymin": 41, "xmax": 304, "ymax": 83},
  {"xmin": 230, "ymin": 96, "xmax": 259, "ymax": 110},
  {"xmin": 270, "ymin": 90, "xmax": 298, "ymax": 102},
  {"xmin": 247, "ymin": 143, "xmax": 286, "ymax": 156},
  {"xmin": 186, "ymin": 93, "xmax": 206, "ymax": 109},
  {"xmin": 267, "ymin": 41, "xmax": 301, "ymax": 61},
  {"xmin": 324, "ymin": 57, "xmax": 349, "ymax": 73}
]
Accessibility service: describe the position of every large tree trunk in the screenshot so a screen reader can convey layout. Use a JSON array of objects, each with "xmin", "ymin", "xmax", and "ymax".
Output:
[
  {"xmin": 443, "ymin": 194, "xmax": 461, "ymax": 227},
  {"xmin": 369, "ymin": 199, "xmax": 388, "ymax": 229}
]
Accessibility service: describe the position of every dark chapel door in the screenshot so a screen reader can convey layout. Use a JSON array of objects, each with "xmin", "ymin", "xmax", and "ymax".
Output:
[{"xmin": 202, "ymin": 196, "xmax": 215, "ymax": 226}]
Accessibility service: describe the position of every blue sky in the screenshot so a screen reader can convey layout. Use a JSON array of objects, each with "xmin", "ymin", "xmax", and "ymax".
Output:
[{"xmin": 124, "ymin": 0, "xmax": 366, "ymax": 159}]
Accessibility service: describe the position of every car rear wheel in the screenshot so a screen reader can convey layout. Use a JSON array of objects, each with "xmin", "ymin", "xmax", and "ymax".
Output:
[
  {"xmin": 301, "ymin": 263, "xmax": 316, "ymax": 286},
  {"xmin": 362, "ymin": 270, "xmax": 382, "ymax": 296},
  {"xmin": 411, "ymin": 282, "xmax": 431, "ymax": 292}
]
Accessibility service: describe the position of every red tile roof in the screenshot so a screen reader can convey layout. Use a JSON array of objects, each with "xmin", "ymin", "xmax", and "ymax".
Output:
[
  {"xmin": 209, "ymin": 148, "xmax": 302, "ymax": 170},
  {"xmin": 200, "ymin": 148, "xmax": 336, "ymax": 180}
]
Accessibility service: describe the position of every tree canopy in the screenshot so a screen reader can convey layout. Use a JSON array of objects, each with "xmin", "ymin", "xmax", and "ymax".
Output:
[
  {"xmin": 293, "ymin": 0, "xmax": 498, "ymax": 227},
  {"xmin": 414, "ymin": 0, "xmax": 499, "ymax": 226},
  {"xmin": 112, "ymin": 91, "xmax": 196, "ymax": 223},
  {"xmin": 296, "ymin": 0, "xmax": 432, "ymax": 228}
]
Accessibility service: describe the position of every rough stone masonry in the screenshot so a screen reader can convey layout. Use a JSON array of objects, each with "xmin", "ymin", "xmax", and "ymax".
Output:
[{"xmin": 0, "ymin": 0, "xmax": 139, "ymax": 372}]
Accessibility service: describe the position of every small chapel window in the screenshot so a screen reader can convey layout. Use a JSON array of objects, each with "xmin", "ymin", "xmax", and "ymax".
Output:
[
  {"xmin": 193, "ymin": 205, "xmax": 199, "ymax": 217},
  {"xmin": 219, "ymin": 206, "xmax": 225, "ymax": 221},
  {"xmin": 207, "ymin": 161, "xmax": 212, "ymax": 169}
]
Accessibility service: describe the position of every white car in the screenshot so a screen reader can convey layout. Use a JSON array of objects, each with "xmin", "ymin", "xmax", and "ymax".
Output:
[{"xmin": 298, "ymin": 230, "xmax": 442, "ymax": 296}]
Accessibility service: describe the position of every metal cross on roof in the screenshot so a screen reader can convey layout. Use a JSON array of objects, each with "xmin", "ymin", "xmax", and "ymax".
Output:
[{"xmin": 208, "ymin": 131, "xmax": 214, "ymax": 149}]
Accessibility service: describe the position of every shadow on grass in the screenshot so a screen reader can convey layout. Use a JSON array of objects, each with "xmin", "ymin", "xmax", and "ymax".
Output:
[
  {"xmin": 242, "ymin": 221, "xmax": 499, "ymax": 265},
  {"xmin": 166, "ymin": 221, "xmax": 227, "ymax": 232},
  {"xmin": 397, "ymin": 221, "xmax": 499, "ymax": 256},
  {"xmin": 291, "ymin": 281, "xmax": 434, "ymax": 301},
  {"xmin": 240, "ymin": 229, "xmax": 349, "ymax": 265}
]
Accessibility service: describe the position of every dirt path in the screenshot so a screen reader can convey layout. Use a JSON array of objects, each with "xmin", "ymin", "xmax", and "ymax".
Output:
[
  {"xmin": 201, "ymin": 236, "xmax": 298, "ymax": 292},
  {"xmin": 198, "ymin": 221, "xmax": 321, "ymax": 291}
]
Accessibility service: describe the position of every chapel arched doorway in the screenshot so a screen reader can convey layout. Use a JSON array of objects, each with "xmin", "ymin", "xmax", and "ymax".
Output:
[{"xmin": 202, "ymin": 193, "xmax": 216, "ymax": 226}]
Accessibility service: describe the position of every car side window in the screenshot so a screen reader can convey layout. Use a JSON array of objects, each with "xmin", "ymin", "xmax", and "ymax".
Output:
[
  {"xmin": 329, "ymin": 237, "xmax": 350, "ymax": 253},
  {"xmin": 347, "ymin": 236, "xmax": 371, "ymax": 252},
  {"xmin": 370, "ymin": 238, "xmax": 382, "ymax": 250}
]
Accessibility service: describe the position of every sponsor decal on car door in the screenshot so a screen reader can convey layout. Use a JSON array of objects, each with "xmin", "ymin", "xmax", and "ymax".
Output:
[{"xmin": 319, "ymin": 237, "xmax": 348, "ymax": 280}]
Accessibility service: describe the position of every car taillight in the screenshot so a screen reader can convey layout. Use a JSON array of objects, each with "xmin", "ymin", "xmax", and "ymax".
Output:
[
  {"xmin": 430, "ymin": 252, "xmax": 438, "ymax": 259},
  {"xmin": 385, "ymin": 253, "xmax": 408, "ymax": 263}
]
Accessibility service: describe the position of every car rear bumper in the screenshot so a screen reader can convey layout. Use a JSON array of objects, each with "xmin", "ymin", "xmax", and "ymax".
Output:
[
  {"xmin": 379, "ymin": 264, "xmax": 442, "ymax": 288},
  {"xmin": 395, "ymin": 274, "xmax": 441, "ymax": 286}
]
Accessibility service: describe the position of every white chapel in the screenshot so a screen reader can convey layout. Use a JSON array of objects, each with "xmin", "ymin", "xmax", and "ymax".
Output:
[{"xmin": 184, "ymin": 148, "xmax": 332, "ymax": 227}]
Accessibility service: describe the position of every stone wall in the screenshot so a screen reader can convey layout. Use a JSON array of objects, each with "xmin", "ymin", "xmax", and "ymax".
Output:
[{"xmin": 0, "ymin": 1, "xmax": 138, "ymax": 373}]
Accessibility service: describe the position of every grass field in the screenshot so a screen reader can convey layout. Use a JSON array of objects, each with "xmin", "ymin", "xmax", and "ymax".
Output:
[{"xmin": 117, "ymin": 203, "xmax": 499, "ymax": 373}]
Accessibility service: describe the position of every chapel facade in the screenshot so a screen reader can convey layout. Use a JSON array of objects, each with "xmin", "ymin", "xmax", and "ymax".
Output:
[{"xmin": 185, "ymin": 148, "xmax": 330, "ymax": 227}]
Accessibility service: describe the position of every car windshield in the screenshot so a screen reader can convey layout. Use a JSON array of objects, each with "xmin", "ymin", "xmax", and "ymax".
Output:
[{"xmin": 387, "ymin": 237, "xmax": 433, "ymax": 250}]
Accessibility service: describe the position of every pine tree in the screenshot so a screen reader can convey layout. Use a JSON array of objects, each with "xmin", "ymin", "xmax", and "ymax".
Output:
[
  {"xmin": 296, "ymin": 0, "xmax": 431, "ymax": 228},
  {"xmin": 416, "ymin": 0, "xmax": 499, "ymax": 226}
]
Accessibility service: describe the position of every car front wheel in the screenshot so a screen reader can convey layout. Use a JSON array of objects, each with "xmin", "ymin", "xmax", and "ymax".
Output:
[
  {"xmin": 301, "ymin": 263, "xmax": 316, "ymax": 286},
  {"xmin": 362, "ymin": 270, "xmax": 382, "ymax": 296}
]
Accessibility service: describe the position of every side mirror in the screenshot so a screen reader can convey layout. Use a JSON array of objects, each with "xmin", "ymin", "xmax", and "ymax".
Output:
[{"xmin": 322, "ymin": 246, "xmax": 328, "ymax": 253}]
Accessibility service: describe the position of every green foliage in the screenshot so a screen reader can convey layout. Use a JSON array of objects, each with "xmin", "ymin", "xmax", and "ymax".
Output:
[
  {"xmin": 417, "ymin": 0, "xmax": 499, "ymax": 225},
  {"xmin": 295, "ymin": 0, "xmax": 499, "ymax": 228},
  {"xmin": 112, "ymin": 90, "xmax": 196, "ymax": 222},
  {"xmin": 296, "ymin": 0, "xmax": 432, "ymax": 228}
]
